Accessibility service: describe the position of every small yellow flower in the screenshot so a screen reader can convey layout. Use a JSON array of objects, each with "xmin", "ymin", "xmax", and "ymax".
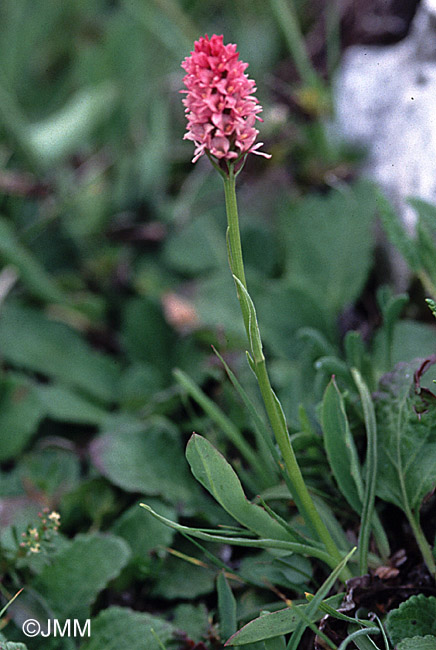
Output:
[{"xmin": 48, "ymin": 511, "xmax": 61, "ymax": 526}]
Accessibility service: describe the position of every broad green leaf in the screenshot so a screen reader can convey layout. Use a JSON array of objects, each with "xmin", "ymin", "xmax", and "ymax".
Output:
[
  {"xmin": 185, "ymin": 434, "xmax": 294, "ymax": 542},
  {"xmin": 377, "ymin": 287, "xmax": 409, "ymax": 371},
  {"xmin": 0, "ymin": 217, "xmax": 64, "ymax": 303},
  {"xmin": 264, "ymin": 636, "xmax": 286, "ymax": 650},
  {"xmin": 34, "ymin": 533, "xmax": 131, "ymax": 620},
  {"xmin": 0, "ymin": 302, "xmax": 119, "ymax": 403},
  {"xmin": 35, "ymin": 384, "xmax": 108, "ymax": 425},
  {"xmin": 321, "ymin": 378, "xmax": 363, "ymax": 514},
  {"xmin": 375, "ymin": 362, "xmax": 436, "ymax": 511},
  {"xmin": 386, "ymin": 595, "xmax": 436, "ymax": 645},
  {"xmin": 283, "ymin": 182, "xmax": 375, "ymax": 315},
  {"xmin": 79, "ymin": 606, "xmax": 174, "ymax": 650},
  {"xmin": 18, "ymin": 448, "xmax": 80, "ymax": 498},
  {"xmin": 172, "ymin": 604, "xmax": 209, "ymax": 642},
  {"xmin": 258, "ymin": 282, "xmax": 333, "ymax": 360},
  {"xmin": 398, "ymin": 636, "xmax": 436, "ymax": 650},
  {"xmin": 239, "ymin": 552, "xmax": 312, "ymax": 590},
  {"xmin": 0, "ymin": 640, "xmax": 28, "ymax": 650},
  {"xmin": 373, "ymin": 320, "xmax": 436, "ymax": 371},
  {"xmin": 0, "ymin": 376, "xmax": 45, "ymax": 461},
  {"xmin": 91, "ymin": 417, "xmax": 199, "ymax": 506},
  {"xmin": 122, "ymin": 296, "xmax": 175, "ymax": 372},
  {"xmin": 151, "ymin": 538, "xmax": 215, "ymax": 600},
  {"xmin": 164, "ymin": 213, "xmax": 226, "ymax": 275},
  {"xmin": 112, "ymin": 498, "xmax": 176, "ymax": 566}
]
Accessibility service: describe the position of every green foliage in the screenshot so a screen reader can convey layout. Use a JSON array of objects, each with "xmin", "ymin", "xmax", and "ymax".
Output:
[
  {"xmin": 224, "ymin": 594, "xmax": 343, "ymax": 646},
  {"xmin": 321, "ymin": 378, "xmax": 364, "ymax": 514},
  {"xmin": 397, "ymin": 637, "xmax": 436, "ymax": 650},
  {"xmin": 111, "ymin": 498, "xmax": 176, "ymax": 568},
  {"xmin": 217, "ymin": 571, "xmax": 237, "ymax": 643},
  {"xmin": 0, "ymin": 302, "xmax": 119, "ymax": 403},
  {"xmin": 185, "ymin": 434, "xmax": 294, "ymax": 542},
  {"xmin": 282, "ymin": 181, "xmax": 376, "ymax": 317},
  {"xmin": 33, "ymin": 533, "xmax": 131, "ymax": 619},
  {"xmin": 375, "ymin": 362, "xmax": 436, "ymax": 512},
  {"xmin": 386, "ymin": 595, "xmax": 436, "ymax": 646},
  {"xmin": 91, "ymin": 417, "xmax": 200, "ymax": 506},
  {"xmin": 0, "ymin": 375, "xmax": 45, "ymax": 461},
  {"xmin": 78, "ymin": 607, "xmax": 175, "ymax": 650},
  {"xmin": 227, "ymin": 549, "xmax": 354, "ymax": 646},
  {"xmin": 0, "ymin": 639, "xmax": 28, "ymax": 650}
]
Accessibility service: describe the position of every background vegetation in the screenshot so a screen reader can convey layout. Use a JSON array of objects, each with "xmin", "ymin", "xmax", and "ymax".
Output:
[{"xmin": 0, "ymin": 1, "xmax": 435, "ymax": 649}]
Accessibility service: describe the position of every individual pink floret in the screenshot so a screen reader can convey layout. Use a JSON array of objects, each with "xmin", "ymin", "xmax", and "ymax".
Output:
[{"xmin": 181, "ymin": 34, "xmax": 271, "ymax": 164}]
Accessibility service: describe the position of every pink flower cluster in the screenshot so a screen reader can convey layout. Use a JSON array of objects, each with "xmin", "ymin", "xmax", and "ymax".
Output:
[{"xmin": 181, "ymin": 34, "xmax": 270, "ymax": 164}]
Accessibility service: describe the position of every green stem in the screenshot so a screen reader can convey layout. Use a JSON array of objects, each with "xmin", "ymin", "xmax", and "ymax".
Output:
[
  {"xmin": 222, "ymin": 169, "xmax": 351, "ymax": 580},
  {"xmin": 406, "ymin": 506, "xmax": 436, "ymax": 578},
  {"xmin": 269, "ymin": 0, "xmax": 319, "ymax": 89},
  {"xmin": 418, "ymin": 269, "xmax": 436, "ymax": 301}
]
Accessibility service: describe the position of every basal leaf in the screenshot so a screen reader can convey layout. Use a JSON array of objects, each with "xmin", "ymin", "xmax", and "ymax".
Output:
[
  {"xmin": 0, "ymin": 640, "xmax": 28, "ymax": 650},
  {"xmin": 185, "ymin": 434, "xmax": 294, "ymax": 542},
  {"xmin": 34, "ymin": 533, "xmax": 131, "ymax": 620},
  {"xmin": 284, "ymin": 181, "xmax": 375, "ymax": 316},
  {"xmin": 386, "ymin": 595, "xmax": 436, "ymax": 646},
  {"xmin": 397, "ymin": 636, "xmax": 436, "ymax": 650},
  {"xmin": 375, "ymin": 361, "xmax": 436, "ymax": 511},
  {"xmin": 0, "ymin": 302, "xmax": 119, "ymax": 403},
  {"xmin": 0, "ymin": 376, "xmax": 45, "ymax": 462},
  {"xmin": 79, "ymin": 606, "xmax": 174, "ymax": 650},
  {"xmin": 111, "ymin": 498, "xmax": 176, "ymax": 567},
  {"xmin": 91, "ymin": 417, "xmax": 199, "ymax": 506},
  {"xmin": 35, "ymin": 384, "xmax": 108, "ymax": 425}
]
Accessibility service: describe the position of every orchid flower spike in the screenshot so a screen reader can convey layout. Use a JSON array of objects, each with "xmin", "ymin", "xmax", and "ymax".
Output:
[{"xmin": 181, "ymin": 34, "xmax": 271, "ymax": 167}]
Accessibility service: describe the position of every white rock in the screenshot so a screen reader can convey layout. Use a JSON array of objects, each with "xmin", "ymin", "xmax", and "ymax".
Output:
[{"xmin": 335, "ymin": 0, "xmax": 436, "ymax": 231}]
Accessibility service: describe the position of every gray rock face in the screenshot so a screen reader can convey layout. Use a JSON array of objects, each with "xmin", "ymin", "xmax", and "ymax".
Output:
[{"xmin": 335, "ymin": 0, "xmax": 436, "ymax": 231}]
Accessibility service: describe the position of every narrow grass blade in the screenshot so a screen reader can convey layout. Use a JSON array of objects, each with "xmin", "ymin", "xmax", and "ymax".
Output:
[
  {"xmin": 338, "ymin": 627, "xmax": 380, "ymax": 650},
  {"xmin": 286, "ymin": 547, "xmax": 356, "ymax": 650},
  {"xmin": 0, "ymin": 588, "xmax": 23, "ymax": 618},
  {"xmin": 352, "ymin": 369, "xmax": 378, "ymax": 575},
  {"xmin": 217, "ymin": 571, "xmax": 237, "ymax": 643},
  {"xmin": 212, "ymin": 345, "xmax": 278, "ymax": 482},
  {"xmin": 173, "ymin": 368, "xmax": 266, "ymax": 481},
  {"xmin": 140, "ymin": 503, "xmax": 338, "ymax": 566}
]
